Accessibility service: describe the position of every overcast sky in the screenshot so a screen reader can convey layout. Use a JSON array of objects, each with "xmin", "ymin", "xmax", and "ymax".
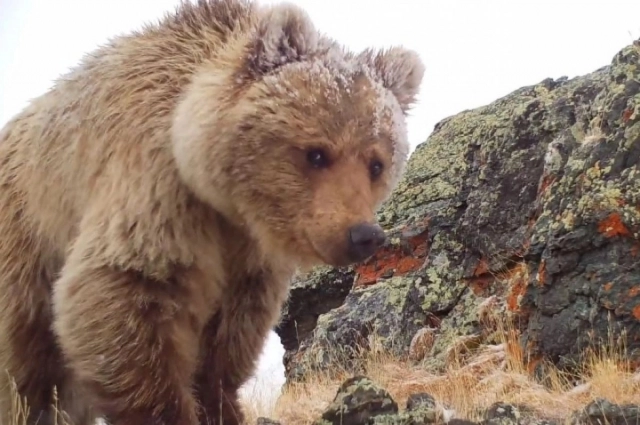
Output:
[{"xmin": 1, "ymin": 0, "xmax": 639, "ymax": 411}]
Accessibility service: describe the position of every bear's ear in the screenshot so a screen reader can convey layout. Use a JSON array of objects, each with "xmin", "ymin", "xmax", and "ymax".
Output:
[
  {"xmin": 359, "ymin": 47, "xmax": 425, "ymax": 113},
  {"xmin": 247, "ymin": 2, "xmax": 319, "ymax": 75}
]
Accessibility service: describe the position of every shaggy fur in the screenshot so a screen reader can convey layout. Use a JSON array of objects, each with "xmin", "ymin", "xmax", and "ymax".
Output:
[{"xmin": 0, "ymin": 0, "xmax": 425, "ymax": 424}]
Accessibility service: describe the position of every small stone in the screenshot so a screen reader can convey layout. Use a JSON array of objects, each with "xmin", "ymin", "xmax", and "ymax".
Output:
[
  {"xmin": 406, "ymin": 393, "xmax": 436, "ymax": 411},
  {"xmin": 484, "ymin": 402, "xmax": 521, "ymax": 425},
  {"xmin": 569, "ymin": 398, "xmax": 640, "ymax": 425},
  {"xmin": 394, "ymin": 392, "xmax": 440, "ymax": 424},
  {"xmin": 316, "ymin": 375, "xmax": 399, "ymax": 425},
  {"xmin": 372, "ymin": 409, "xmax": 439, "ymax": 425},
  {"xmin": 256, "ymin": 418, "xmax": 281, "ymax": 425}
]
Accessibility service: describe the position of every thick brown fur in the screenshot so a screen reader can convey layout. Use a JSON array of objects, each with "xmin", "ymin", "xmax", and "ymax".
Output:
[{"xmin": 0, "ymin": 0, "xmax": 425, "ymax": 424}]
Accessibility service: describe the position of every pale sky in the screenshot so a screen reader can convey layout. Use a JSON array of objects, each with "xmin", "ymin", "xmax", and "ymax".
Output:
[{"xmin": 1, "ymin": 0, "xmax": 639, "ymax": 413}]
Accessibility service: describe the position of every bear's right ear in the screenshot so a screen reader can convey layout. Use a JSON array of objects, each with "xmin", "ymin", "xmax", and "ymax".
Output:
[
  {"xmin": 358, "ymin": 47, "xmax": 425, "ymax": 114},
  {"xmin": 246, "ymin": 2, "xmax": 319, "ymax": 76}
]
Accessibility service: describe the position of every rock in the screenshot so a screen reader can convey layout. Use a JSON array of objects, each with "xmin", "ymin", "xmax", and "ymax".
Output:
[
  {"xmin": 371, "ymin": 392, "xmax": 440, "ymax": 424},
  {"xmin": 569, "ymin": 398, "xmax": 640, "ymax": 425},
  {"xmin": 315, "ymin": 375, "xmax": 398, "ymax": 425},
  {"xmin": 256, "ymin": 418, "xmax": 281, "ymax": 425},
  {"xmin": 520, "ymin": 42, "xmax": 640, "ymax": 369},
  {"xmin": 371, "ymin": 408, "xmax": 438, "ymax": 425},
  {"xmin": 276, "ymin": 39, "xmax": 640, "ymax": 380},
  {"xmin": 484, "ymin": 402, "xmax": 521, "ymax": 425},
  {"xmin": 406, "ymin": 393, "xmax": 436, "ymax": 411},
  {"xmin": 275, "ymin": 266, "xmax": 355, "ymax": 380},
  {"xmin": 286, "ymin": 269, "xmax": 450, "ymax": 379}
]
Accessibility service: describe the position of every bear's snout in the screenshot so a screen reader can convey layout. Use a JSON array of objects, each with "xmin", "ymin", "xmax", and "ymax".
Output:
[{"xmin": 346, "ymin": 222, "xmax": 386, "ymax": 263}]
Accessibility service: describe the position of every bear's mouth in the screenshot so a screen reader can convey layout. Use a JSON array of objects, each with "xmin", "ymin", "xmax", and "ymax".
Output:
[{"xmin": 303, "ymin": 232, "xmax": 336, "ymax": 266}]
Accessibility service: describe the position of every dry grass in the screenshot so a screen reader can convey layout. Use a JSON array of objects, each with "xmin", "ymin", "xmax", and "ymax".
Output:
[
  {"xmin": 3, "ymin": 378, "xmax": 73, "ymax": 425},
  {"xmin": 271, "ymin": 313, "xmax": 640, "ymax": 425},
  {"xmin": 239, "ymin": 378, "xmax": 282, "ymax": 423}
]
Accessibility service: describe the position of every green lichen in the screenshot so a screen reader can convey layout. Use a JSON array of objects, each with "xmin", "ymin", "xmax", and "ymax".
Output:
[
  {"xmin": 372, "ymin": 407, "xmax": 439, "ymax": 425},
  {"xmin": 316, "ymin": 376, "xmax": 399, "ymax": 425},
  {"xmin": 384, "ymin": 277, "xmax": 413, "ymax": 311}
]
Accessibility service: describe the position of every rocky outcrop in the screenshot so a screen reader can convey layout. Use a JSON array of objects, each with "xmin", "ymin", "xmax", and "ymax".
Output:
[
  {"xmin": 275, "ymin": 40, "xmax": 640, "ymax": 380},
  {"xmin": 569, "ymin": 398, "xmax": 640, "ymax": 425}
]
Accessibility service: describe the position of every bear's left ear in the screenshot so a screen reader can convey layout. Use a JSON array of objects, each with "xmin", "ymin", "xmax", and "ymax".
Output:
[
  {"xmin": 247, "ymin": 2, "xmax": 319, "ymax": 76},
  {"xmin": 359, "ymin": 47, "xmax": 425, "ymax": 113}
]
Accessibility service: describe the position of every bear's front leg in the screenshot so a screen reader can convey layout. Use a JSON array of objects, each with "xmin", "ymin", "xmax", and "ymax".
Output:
[
  {"xmin": 193, "ymin": 270, "xmax": 291, "ymax": 425},
  {"xmin": 52, "ymin": 262, "xmax": 202, "ymax": 425},
  {"xmin": 193, "ymin": 315, "xmax": 245, "ymax": 425}
]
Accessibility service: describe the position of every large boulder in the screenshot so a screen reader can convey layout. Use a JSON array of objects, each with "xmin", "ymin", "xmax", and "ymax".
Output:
[{"xmin": 275, "ymin": 40, "xmax": 640, "ymax": 380}]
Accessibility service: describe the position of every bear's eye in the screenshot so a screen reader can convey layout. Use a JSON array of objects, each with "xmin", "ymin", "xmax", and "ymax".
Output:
[
  {"xmin": 307, "ymin": 148, "xmax": 330, "ymax": 168},
  {"xmin": 369, "ymin": 159, "xmax": 384, "ymax": 179}
]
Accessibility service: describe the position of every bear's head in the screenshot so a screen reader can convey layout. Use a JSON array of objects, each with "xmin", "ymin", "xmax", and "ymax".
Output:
[{"xmin": 172, "ymin": 1, "xmax": 425, "ymax": 269}]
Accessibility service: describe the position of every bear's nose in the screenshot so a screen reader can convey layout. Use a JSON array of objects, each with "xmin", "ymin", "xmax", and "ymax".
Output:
[{"xmin": 347, "ymin": 222, "xmax": 386, "ymax": 263}]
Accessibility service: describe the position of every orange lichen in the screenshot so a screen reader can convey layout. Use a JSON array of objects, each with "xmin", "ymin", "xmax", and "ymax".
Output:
[
  {"xmin": 507, "ymin": 279, "xmax": 527, "ymax": 312},
  {"xmin": 506, "ymin": 263, "xmax": 529, "ymax": 312},
  {"xmin": 604, "ymin": 282, "xmax": 614, "ymax": 291},
  {"xmin": 354, "ymin": 228, "xmax": 429, "ymax": 286},
  {"xmin": 629, "ymin": 287, "xmax": 640, "ymax": 297},
  {"xmin": 467, "ymin": 260, "xmax": 530, "ymax": 299},
  {"xmin": 473, "ymin": 258, "xmax": 490, "ymax": 277},
  {"xmin": 597, "ymin": 213, "xmax": 630, "ymax": 238},
  {"xmin": 537, "ymin": 175, "xmax": 556, "ymax": 196},
  {"xmin": 465, "ymin": 257, "xmax": 495, "ymax": 296},
  {"xmin": 633, "ymin": 305, "xmax": 640, "ymax": 320},
  {"xmin": 468, "ymin": 276, "xmax": 494, "ymax": 296}
]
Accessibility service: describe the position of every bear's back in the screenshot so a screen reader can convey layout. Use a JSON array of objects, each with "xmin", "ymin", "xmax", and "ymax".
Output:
[{"xmin": 0, "ymin": 0, "xmax": 257, "ymax": 255}]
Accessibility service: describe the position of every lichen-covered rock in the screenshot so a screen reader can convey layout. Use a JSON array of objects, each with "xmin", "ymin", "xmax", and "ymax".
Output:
[
  {"xmin": 256, "ymin": 418, "xmax": 281, "ymax": 425},
  {"xmin": 569, "ymin": 398, "xmax": 640, "ymax": 425},
  {"xmin": 519, "ymin": 43, "xmax": 640, "ymax": 368},
  {"xmin": 371, "ymin": 408, "xmax": 438, "ymax": 425},
  {"xmin": 276, "ymin": 40, "xmax": 640, "ymax": 380},
  {"xmin": 314, "ymin": 376, "xmax": 399, "ymax": 425},
  {"xmin": 275, "ymin": 266, "xmax": 355, "ymax": 379},
  {"xmin": 406, "ymin": 393, "xmax": 437, "ymax": 411},
  {"xmin": 484, "ymin": 403, "xmax": 521, "ymax": 425},
  {"xmin": 291, "ymin": 275, "xmax": 441, "ymax": 377},
  {"xmin": 370, "ymin": 393, "xmax": 440, "ymax": 425},
  {"xmin": 447, "ymin": 420, "xmax": 480, "ymax": 425}
]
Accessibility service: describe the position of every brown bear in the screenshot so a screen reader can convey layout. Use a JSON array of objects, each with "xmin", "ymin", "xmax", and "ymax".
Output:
[{"xmin": 0, "ymin": 0, "xmax": 425, "ymax": 424}]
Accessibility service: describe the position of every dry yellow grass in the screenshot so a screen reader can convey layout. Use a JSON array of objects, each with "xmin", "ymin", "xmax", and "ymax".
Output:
[{"xmin": 270, "ymin": 313, "xmax": 640, "ymax": 425}]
